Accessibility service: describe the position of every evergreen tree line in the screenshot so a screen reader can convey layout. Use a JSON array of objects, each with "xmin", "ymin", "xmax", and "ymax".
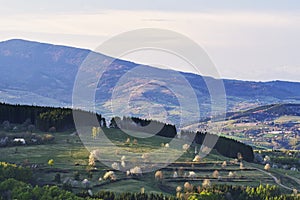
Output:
[
  {"xmin": 192, "ymin": 131, "xmax": 254, "ymax": 162},
  {"xmin": 85, "ymin": 115, "xmax": 255, "ymax": 161},
  {"xmin": 109, "ymin": 116, "xmax": 177, "ymax": 138},
  {"xmin": 0, "ymin": 103, "xmax": 106, "ymax": 132},
  {"xmin": 0, "ymin": 103, "xmax": 253, "ymax": 161},
  {"xmin": 108, "ymin": 116, "xmax": 254, "ymax": 162}
]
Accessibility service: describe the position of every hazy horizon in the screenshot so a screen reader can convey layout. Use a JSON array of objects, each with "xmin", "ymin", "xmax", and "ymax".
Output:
[
  {"xmin": 0, "ymin": 0, "xmax": 299, "ymax": 82},
  {"xmin": 1, "ymin": 37, "xmax": 299, "ymax": 84},
  {"xmin": 1, "ymin": 37, "xmax": 300, "ymax": 84}
]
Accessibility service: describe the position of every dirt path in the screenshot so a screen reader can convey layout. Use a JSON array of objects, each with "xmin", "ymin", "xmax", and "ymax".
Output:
[
  {"xmin": 254, "ymin": 167, "xmax": 293, "ymax": 191},
  {"xmin": 285, "ymin": 174, "xmax": 300, "ymax": 185}
]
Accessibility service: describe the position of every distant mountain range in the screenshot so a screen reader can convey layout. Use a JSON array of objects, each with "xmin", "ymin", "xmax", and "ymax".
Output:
[
  {"xmin": 1, "ymin": 39, "xmax": 300, "ymax": 124},
  {"xmin": 183, "ymin": 103, "xmax": 300, "ymax": 150},
  {"xmin": 226, "ymin": 103, "xmax": 300, "ymax": 121}
]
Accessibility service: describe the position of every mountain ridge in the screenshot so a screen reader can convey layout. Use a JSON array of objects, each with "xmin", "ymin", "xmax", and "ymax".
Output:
[
  {"xmin": 2, "ymin": 39, "xmax": 299, "ymax": 83},
  {"xmin": 1, "ymin": 39, "xmax": 300, "ymax": 123}
]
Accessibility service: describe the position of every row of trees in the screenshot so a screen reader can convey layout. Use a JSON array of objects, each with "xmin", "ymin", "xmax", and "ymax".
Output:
[
  {"xmin": 109, "ymin": 116, "xmax": 177, "ymax": 138},
  {"xmin": 108, "ymin": 116, "xmax": 254, "ymax": 161},
  {"xmin": 78, "ymin": 191, "xmax": 175, "ymax": 200},
  {"xmin": 0, "ymin": 103, "xmax": 106, "ymax": 132},
  {"xmin": 0, "ymin": 103, "xmax": 253, "ymax": 161},
  {"xmin": 0, "ymin": 160, "xmax": 296, "ymax": 200},
  {"xmin": 1, "ymin": 178, "xmax": 296, "ymax": 200},
  {"xmin": 185, "ymin": 184, "xmax": 296, "ymax": 200},
  {"xmin": 0, "ymin": 178, "xmax": 174, "ymax": 200},
  {"xmin": 0, "ymin": 178, "xmax": 82, "ymax": 200},
  {"xmin": 192, "ymin": 131, "xmax": 255, "ymax": 162}
]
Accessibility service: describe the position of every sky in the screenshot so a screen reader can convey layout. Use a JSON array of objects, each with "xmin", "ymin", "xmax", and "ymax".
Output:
[{"xmin": 0, "ymin": 0, "xmax": 299, "ymax": 82}]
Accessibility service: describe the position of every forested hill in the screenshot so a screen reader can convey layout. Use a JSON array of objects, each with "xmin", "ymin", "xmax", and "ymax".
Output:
[
  {"xmin": 0, "ymin": 102, "xmax": 105, "ymax": 132},
  {"xmin": 0, "ymin": 103, "xmax": 254, "ymax": 161}
]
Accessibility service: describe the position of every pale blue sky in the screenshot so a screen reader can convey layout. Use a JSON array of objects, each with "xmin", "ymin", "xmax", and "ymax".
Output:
[
  {"xmin": 1, "ymin": 0, "xmax": 300, "ymax": 13},
  {"xmin": 0, "ymin": 0, "xmax": 299, "ymax": 82}
]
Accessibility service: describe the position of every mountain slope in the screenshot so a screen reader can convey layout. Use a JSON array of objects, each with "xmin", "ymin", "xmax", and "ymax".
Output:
[
  {"xmin": 0, "ymin": 39, "xmax": 90, "ymax": 105},
  {"xmin": 0, "ymin": 39, "xmax": 300, "ymax": 122},
  {"xmin": 183, "ymin": 103, "xmax": 300, "ymax": 150},
  {"xmin": 228, "ymin": 103, "xmax": 300, "ymax": 120}
]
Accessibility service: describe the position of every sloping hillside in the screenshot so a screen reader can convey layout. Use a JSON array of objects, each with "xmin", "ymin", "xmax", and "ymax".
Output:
[
  {"xmin": 185, "ymin": 104, "xmax": 300, "ymax": 150},
  {"xmin": 1, "ymin": 39, "xmax": 300, "ymax": 122}
]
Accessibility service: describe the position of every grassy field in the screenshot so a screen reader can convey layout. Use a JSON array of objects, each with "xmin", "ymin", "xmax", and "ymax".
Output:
[
  {"xmin": 0, "ymin": 128, "xmax": 298, "ymax": 196},
  {"xmin": 274, "ymin": 116, "xmax": 300, "ymax": 123}
]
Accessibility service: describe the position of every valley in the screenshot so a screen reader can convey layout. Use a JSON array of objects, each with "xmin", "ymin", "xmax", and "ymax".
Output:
[
  {"xmin": 185, "ymin": 104, "xmax": 300, "ymax": 151},
  {"xmin": 0, "ymin": 39, "xmax": 299, "ymax": 199}
]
